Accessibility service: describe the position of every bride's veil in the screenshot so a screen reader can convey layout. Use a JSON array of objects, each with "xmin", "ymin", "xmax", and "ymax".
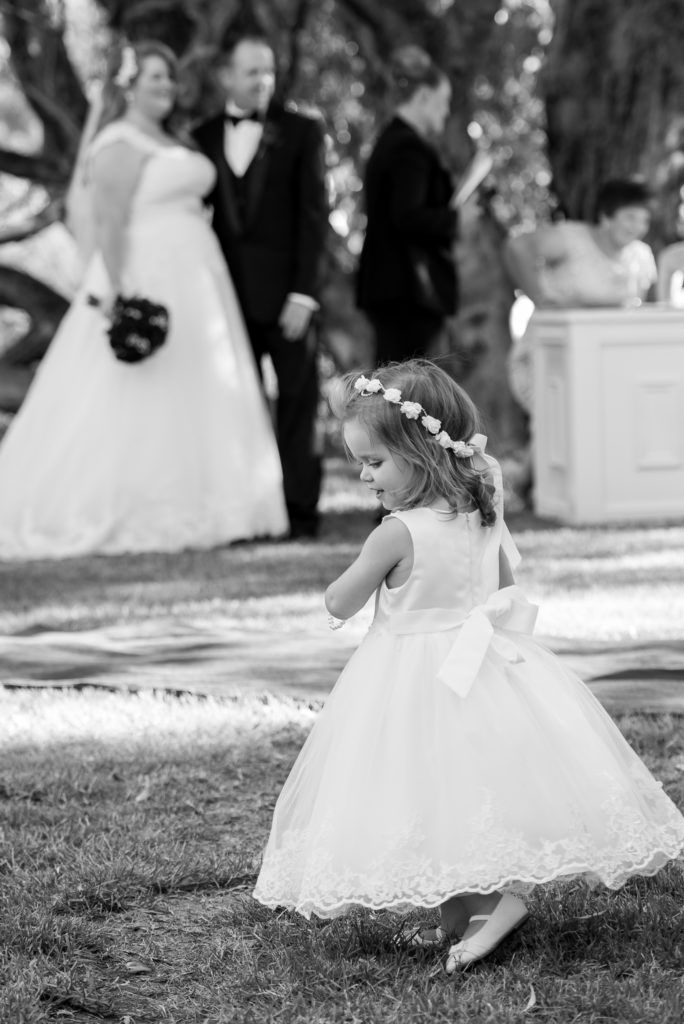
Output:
[{"xmin": 64, "ymin": 85, "xmax": 105, "ymax": 269}]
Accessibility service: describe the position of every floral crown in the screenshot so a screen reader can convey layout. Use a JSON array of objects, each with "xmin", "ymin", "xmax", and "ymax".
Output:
[
  {"xmin": 353, "ymin": 375, "xmax": 478, "ymax": 458},
  {"xmin": 114, "ymin": 45, "xmax": 138, "ymax": 89}
]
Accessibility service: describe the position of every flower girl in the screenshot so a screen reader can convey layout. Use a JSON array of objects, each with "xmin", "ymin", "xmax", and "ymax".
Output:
[{"xmin": 253, "ymin": 359, "xmax": 684, "ymax": 971}]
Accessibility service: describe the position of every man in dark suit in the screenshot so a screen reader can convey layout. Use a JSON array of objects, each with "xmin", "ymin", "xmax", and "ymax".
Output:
[
  {"xmin": 357, "ymin": 48, "xmax": 458, "ymax": 365},
  {"xmin": 194, "ymin": 28, "xmax": 328, "ymax": 539}
]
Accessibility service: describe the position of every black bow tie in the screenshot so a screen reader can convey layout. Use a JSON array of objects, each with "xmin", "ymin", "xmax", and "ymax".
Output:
[{"xmin": 225, "ymin": 111, "xmax": 261, "ymax": 126}]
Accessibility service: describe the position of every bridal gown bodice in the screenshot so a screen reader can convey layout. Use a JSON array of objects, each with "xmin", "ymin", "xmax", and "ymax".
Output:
[
  {"xmin": 132, "ymin": 140, "xmax": 215, "ymax": 214},
  {"xmin": 121, "ymin": 132, "xmax": 215, "ymax": 233},
  {"xmin": 87, "ymin": 125, "xmax": 219, "ymax": 296},
  {"xmin": 0, "ymin": 122, "xmax": 288, "ymax": 560}
]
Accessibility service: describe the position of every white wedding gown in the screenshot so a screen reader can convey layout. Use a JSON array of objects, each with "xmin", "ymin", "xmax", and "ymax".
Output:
[{"xmin": 0, "ymin": 122, "xmax": 288, "ymax": 560}]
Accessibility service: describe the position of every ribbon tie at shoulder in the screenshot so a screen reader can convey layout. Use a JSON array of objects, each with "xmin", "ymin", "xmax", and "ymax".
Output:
[{"xmin": 436, "ymin": 585, "xmax": 538, "ymax": 699}]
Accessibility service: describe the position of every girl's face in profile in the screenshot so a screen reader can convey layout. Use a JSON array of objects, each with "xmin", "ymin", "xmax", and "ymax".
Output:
[
  {"xmin": 344, "ymin": 418, "xmax": 414, "ymax": 510},
  {"xmin": 130, "ymin": 55, "xmax": 176, "ymax": 122}
]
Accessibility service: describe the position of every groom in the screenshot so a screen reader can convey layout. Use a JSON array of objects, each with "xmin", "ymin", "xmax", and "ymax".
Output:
[{"xmin": 194, "ymin": 26, "xmax": 328, "ymax": 539}]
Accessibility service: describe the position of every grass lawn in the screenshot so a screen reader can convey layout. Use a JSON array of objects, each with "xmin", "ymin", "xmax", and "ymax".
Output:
[
  {"xmin": 2, "ymin": 459, "xmax": 684, "ymax": 1022},
  {"xmin": 2, "ymin": 688, "xmax": 684, "ymax": 1024}
]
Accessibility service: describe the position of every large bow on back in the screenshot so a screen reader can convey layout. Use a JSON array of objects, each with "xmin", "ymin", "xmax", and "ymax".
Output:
[{"xmin": 436, "ymin": 585, "xmax": 538, "ymax": 699}]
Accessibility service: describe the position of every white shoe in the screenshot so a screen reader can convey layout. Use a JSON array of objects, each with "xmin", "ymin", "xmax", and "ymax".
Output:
[{"xmin": 445, "ymin": 894, "xmax": 529, "ymax": 972}]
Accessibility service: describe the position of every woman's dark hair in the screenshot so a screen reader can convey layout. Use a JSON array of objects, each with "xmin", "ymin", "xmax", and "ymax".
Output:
[
  {"xmin": 96, "ymin": 41, "xmax": 181, "ymax": 136},
  {"xmin": 388, "ymin": 45, "xmax": 446, "ymax": 103},
  {"xmin": 595, "ymin": 179, "xmax": 652, "ymax": 220}
]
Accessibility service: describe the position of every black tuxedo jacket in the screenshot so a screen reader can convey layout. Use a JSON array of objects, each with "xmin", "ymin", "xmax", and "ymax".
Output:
[
  {"xmin": 194, "ymin": 103, "xmax": 328, "ymax": 325},
  {"xmin": 357, "ymin": 116, "xmax": 458, "ymax": 316}
]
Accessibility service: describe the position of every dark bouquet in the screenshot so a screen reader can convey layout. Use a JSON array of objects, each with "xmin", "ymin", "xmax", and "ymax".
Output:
[{"xmin": 106, "ymin": 295, "xmax": 170, "ymax": 363}]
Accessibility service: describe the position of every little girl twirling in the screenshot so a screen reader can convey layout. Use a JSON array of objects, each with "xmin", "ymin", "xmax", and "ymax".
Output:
[{"xmin": 253, "ymin": 359, "xmax": 684, "ymax": 971}]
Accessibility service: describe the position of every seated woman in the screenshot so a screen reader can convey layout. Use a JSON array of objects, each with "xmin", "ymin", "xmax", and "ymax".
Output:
[{"xmin": 503, "ymin": 179, "xmax": 657, "ymax": 411}]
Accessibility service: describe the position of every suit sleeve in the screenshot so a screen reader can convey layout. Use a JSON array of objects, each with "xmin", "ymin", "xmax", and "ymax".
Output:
[
  {"xmin": 292, "ymin": 117, "xmax": 329, "ymax": 300},
  {"xmin": 387, "ymin": 142, "xmax": 457, "ymax": 243}
]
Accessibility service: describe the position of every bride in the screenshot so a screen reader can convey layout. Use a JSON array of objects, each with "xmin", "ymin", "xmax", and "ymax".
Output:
[{"xmin": 0, "ymin": 40, "xmax": 289, "ymax": 560}]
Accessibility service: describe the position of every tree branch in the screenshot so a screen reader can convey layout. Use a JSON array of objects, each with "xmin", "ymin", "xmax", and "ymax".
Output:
[
  {"xmin": 0, "ymin": 265, "xmax": 68, "ymax": 315},
  {"xmin": 2, "ymin": 1, "xmax": 88, "ymax": 157},
  {"xmin": 0, "ymin": 148, "xmax": 66, "ymax": 184},
  {"xmin": 24, "ymin": 83, "xmax": 83, "ymax": 154},
  {"xmin": 281, "ymin": 0, "xmax": 314, "ymax": 97},
  {"xmin": 0, "ymin": 197, "xmax": 63, "ymax": 244},
  {"xmin": 336, "ymin": 0, "xmax": 389, "ymax": 37}
]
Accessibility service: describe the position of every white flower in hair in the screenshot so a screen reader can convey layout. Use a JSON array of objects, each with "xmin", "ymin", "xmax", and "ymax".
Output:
[
  {"xmin": 348, "ymin": 373, "xmax": 483, "ymax": 458},
  {"xmin": 421, "ymin": 414, "xmax": 441, "ymax": 435},
  {"xmin": 114, "ymin": 45, "xmax": 138, "ymax": 88}
]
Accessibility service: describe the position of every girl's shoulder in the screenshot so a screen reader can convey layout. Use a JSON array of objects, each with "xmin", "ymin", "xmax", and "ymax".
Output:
[
  {"xmin": 387, "ymin": 507, "xmax": 457, "ymax": 540},
  {"xmin": 386, "ymin": 507, "xmax": 435, "ymax": 528}
]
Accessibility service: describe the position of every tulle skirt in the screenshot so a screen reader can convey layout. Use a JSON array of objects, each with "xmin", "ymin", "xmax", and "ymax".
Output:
[
  {"xmin": 0, "ymin": 209, "xmax": 287, "ymax": 559},
  {"xmin": 253, "ymin": 627, "xmax": 684, "ymax": 919}
]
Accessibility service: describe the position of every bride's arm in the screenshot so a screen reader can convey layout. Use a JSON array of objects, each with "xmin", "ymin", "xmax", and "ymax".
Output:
[{"xmin": 89, "ymin": 141, "xmax": 148, "ymax": 298}]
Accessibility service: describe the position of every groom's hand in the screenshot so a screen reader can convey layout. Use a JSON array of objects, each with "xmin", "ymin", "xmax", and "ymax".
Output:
[{"xmin": 279, "ymin": 296, "xmax": 314, "ymax": 340}]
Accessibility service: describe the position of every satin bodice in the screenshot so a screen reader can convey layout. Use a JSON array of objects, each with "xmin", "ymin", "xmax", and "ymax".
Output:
[
  {"xmin": 89, "ymin": 122, "xmax": 216, "ymax": 222},
  {"xmin": 372, "ymin": 447, "xmax": 520, "ymax": 636},
  {"xmin": 373, "ymin": 506, "xmax": 509, "ymax": 635}
]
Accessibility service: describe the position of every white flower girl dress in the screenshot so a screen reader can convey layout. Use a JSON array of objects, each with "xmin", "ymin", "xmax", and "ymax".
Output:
[{"xmin": 254, "ymin": 450, "xmax": 684, "ymax": 919}]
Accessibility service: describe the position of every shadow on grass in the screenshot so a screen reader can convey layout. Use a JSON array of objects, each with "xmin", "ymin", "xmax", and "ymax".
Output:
[{"xmin": 2, "ymin": 688, "xmax": 684, "ymax": 1023}]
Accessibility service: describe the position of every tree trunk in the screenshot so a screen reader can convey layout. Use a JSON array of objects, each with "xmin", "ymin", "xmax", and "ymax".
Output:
[
  {"xmin": 541, "ymin": 0, "xmax": 684, "ymax": 225},
  {"xmin": 0, "ymin": 268, "xmax": 68, "ymax": 412}
]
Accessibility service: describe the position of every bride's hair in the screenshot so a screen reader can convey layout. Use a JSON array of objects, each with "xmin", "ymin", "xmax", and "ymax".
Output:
[{"xmin": 95, "ymin": 40, "xmax": 182, "ymax": 137}]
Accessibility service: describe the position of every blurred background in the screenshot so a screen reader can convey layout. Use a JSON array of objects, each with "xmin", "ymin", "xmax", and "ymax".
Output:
[{"xmin": 2, "ymin": 0, "xmax": 684, "ymax": 471}]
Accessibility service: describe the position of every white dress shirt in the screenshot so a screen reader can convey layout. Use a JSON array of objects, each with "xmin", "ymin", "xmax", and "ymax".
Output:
[{"xmin": 223, "ymin": 103, "xmax": 263, "ymax": 178}]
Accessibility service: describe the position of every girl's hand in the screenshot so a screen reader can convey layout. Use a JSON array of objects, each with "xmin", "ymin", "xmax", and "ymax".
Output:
[{"xmin": 325, "ymin": 517, "xmax": 411, "ymax": 621}]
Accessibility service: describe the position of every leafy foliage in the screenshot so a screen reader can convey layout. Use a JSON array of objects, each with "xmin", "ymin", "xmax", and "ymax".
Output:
[{"xmin": 542, "ymin": 0, "xmax": 684, "ymax": 235}]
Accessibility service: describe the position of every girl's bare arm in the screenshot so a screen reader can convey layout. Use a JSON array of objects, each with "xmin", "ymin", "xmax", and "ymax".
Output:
[{"xmin": 325, "ymin": 518, "xmax": 411, "ymax": 620}]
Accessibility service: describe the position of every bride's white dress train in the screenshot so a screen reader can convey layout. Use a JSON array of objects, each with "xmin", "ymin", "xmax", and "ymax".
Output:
[{"xmin": 0, "ymin": 123, "xmax": 288, "ymax": 559}]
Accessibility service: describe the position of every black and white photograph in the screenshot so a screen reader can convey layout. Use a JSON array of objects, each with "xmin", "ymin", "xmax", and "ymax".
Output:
[{"xmin": 1, "ymin": 2, "xmax": 683, "ymax": 1022}]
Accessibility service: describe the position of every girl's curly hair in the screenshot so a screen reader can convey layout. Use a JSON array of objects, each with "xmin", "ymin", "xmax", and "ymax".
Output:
[{"xmin": 329, "ymin": 359, "xmax": 497, "ymax": 526}]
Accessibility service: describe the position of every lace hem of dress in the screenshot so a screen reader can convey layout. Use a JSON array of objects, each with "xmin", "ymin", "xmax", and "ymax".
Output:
[
  {"xmin": 253, "ymin": 777, "xmax": 684, "ymax": 920},
  {"xmin": 253, "ymin": 839, "xmax": 684, "ymax": 920}
]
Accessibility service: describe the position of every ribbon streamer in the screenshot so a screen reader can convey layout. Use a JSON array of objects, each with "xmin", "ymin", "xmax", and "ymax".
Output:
[{"xmin": 436, "ymin": 585, "xmax": 538, "ymax": 699}]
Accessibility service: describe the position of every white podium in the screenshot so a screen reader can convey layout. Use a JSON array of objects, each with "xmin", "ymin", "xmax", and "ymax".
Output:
[{"xmin": 530, "ymin": 306, "xmax": 684, "ymax": 524}]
